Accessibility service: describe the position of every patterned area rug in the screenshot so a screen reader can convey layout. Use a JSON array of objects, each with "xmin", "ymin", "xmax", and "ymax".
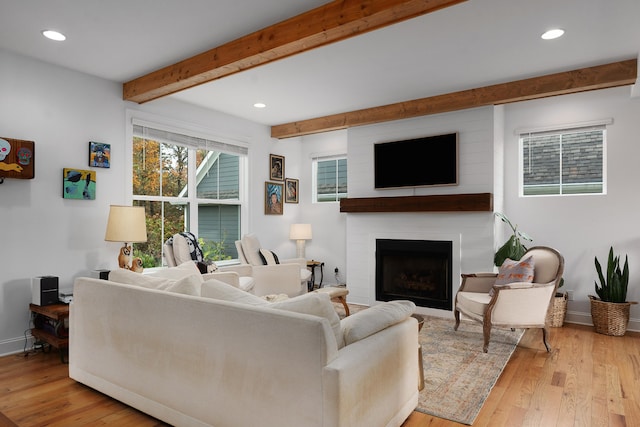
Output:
[
  {"xmin": 417, "ymin": 316, "xmax": 523, "ymax": 425},
  {"xmin": 333, "ymin": 303, "xmax": 523, "ymax": 425}
]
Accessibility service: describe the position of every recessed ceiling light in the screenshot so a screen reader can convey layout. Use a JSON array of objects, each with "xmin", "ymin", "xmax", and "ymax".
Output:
[
  {"xmin": 541, "ymin": 29, "xmax": 564, "ymax": 40},
  {"xmin": 253, "ymin": 102, "xmax": 266, "ymax": 109},
  {"xmin": 42, "ymin": 30, "xmax": 66, "ymax": 41}
]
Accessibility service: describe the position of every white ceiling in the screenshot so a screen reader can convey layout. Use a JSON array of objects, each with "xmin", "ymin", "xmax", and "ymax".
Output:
[{"xmin": 1, "ymin": 0, "xmax": 638, "ymax": 126}]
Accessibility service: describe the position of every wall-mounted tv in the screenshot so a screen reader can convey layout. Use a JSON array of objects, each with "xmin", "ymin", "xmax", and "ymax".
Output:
[{"xmin": 374, "ymin": 132, "xmax": 458, "ymax": 189}]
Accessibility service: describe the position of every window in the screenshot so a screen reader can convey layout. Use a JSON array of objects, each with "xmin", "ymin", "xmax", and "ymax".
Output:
[
  {"xmin": 131, "ymin": 121, "xmax": 247, "ymax": 267},
  {"xmin": 520, "ymin": 125, "xmax": 606, "ymax": 196},
  {"xmin": 313, "ymin": 156, "xmax": 347, "ymax": 202}
]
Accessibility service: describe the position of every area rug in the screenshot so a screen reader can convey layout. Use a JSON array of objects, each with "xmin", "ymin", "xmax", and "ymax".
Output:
[
  {"xmin": 333, "ymin": 302, "xmax": 522, "ymax": 425},
  {"xmin": 416, "ymin": 316, "xmax": 523, "ymax": 425}
]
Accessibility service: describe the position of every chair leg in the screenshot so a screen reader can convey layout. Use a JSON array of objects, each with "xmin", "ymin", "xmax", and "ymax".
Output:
[
  {"xmin": 542, "ymin": 326, "xmax": 551, "ymax": 352},
  {"xmin": 483, "ymin": 322, "xmax": 491, "ymax": 353},
  {"xmin": 454, "ymin": 309, "xmax": 460, "ymax": 331}
]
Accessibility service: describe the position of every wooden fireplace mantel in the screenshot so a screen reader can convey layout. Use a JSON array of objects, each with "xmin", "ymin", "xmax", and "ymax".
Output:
[{"xmin": 339, "ymin": 193, "xmax": 493, "ymax": 213}]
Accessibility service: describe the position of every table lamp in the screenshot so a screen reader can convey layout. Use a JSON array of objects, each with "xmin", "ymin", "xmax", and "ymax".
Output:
[
  {"xmin": 290, "ymin": 223, "xmax": 312, "ymax": 259},
  {"xmin": 104, "ymin": 205, "xmax": 147, "ymax": 269}
]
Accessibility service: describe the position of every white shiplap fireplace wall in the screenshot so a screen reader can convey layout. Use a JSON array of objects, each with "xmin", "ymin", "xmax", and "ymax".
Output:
[{"xmin": 344, "ymin": 107, "xmax": 501, "ymax": 318}]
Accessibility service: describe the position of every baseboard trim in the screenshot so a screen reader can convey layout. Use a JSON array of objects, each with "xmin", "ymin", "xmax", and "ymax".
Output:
[
  {"xmin": 565, "ymin": 310, "xmax": 640, "ymax": 333},
  {"xmin": 0, "ymin": 334, "xmax": 32, "ymax": 357}
]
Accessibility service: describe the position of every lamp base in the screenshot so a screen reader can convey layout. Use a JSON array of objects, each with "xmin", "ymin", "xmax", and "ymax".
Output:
[
  {"xmin": 296, "ymin": 240, "xmax": 306, "ymax": 259},
  {"xmin": 117, "ymin": 243, "xmax": 144, "ymax": 273}
]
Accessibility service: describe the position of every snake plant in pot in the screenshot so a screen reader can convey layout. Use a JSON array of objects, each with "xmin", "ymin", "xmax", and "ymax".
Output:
[{"xmin": 590, "ymin": 246, "xmax": 637, "ymax": 336}]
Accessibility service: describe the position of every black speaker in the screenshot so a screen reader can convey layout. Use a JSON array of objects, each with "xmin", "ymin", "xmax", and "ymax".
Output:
[{"xmin": 31, "ymin": 276, "xmax": 59, "ymax": 306}]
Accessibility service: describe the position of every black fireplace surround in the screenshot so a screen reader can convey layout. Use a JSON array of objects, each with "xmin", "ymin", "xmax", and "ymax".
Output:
[{"xmin": 375, "ymin": 239, "xmax": 453, "ymax": 310}]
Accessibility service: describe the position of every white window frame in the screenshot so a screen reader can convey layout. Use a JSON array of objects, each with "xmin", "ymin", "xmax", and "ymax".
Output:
[
  {"xmin": 312, "ymin": 154, "xmax": 347, "ymax": 203},
  {"xmin": 517, "ymin": 119, "xmax": 610, "ymax": 197},
  {"xmin": 125, "ymin": 110, "xmax": 249, "ymax": 263}
]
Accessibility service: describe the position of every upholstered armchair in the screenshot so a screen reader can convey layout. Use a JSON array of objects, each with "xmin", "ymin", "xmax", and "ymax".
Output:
[
  {"xmin": 234, "ymin": 233, "xmax": 311, "ymax": 296},
  {"xmin": 454, "ymin": 246, "xmax": 564, "ymax": 353},
  {"xmin": 163, "ymin": 232, "xmax": 255, "ymax": 293}
]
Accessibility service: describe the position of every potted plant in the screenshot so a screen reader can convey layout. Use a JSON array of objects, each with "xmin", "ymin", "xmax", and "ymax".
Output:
[
  {"xmin": 494, "ymin": 212, "xmax": 567, "ymax": 326},
  {"xmin": 493, "ymin": 212, "xmax": 533, "ymax": 267},
  {"xmin": 590, "ymin": 246, "xmax": 637, "ymax": 336}
]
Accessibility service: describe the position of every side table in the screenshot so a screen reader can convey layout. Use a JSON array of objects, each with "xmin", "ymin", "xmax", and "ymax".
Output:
[
  {"xmin": 306, "ymin": 260, "xmax": 324, "ymax": 290},
  {"xmin": 29, "ymin": 303, "xmax": 69, "ymax": 363}
]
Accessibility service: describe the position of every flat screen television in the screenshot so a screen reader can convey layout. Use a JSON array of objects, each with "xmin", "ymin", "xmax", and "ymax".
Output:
[{"xmin": 374, "ymin": 132, "xmax": 458, "ymax": 189}]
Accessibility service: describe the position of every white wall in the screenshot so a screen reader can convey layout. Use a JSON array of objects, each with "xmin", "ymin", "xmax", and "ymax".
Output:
[
  {"xmin": 503, "ymin": 87, "xmax": 640, "ymax": 329},
  {"xmin": 344, "ymin": 108, "xmax": 496, "ymax": 314},
  {"xmin": 0, "ymin": 49, "xmax": 271, "ymax": 355}
]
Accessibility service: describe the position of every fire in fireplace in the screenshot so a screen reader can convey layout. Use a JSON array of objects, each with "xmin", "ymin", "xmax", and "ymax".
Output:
[{"xmin": 375, "ymin": 239, "xmax": 452, "ymax": 310}]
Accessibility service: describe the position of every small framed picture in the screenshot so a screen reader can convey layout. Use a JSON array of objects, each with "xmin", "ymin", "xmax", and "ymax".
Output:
[
  {"xmin": 269, "ymin": 154, "xmax": 284, "ymax": 181},
  {"xmin": 63, "ymin": 168, "xmax": 96, "ymax": 200},
  {"xmin": 285, "ymin": 178, "xmax": 299, "ymax": 203},
  {"xmin": 89, "ymin": 141, "xmax": 110, "ymax": 168},
  {"xmin": 265, "ymin": 181, "xmax": 283, "ymax": 215}
]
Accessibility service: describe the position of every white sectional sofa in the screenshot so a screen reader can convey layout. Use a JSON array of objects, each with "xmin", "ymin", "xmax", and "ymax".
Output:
[{"xmin": 69, "ymin": 264, "xmax": 419, "ymax": 427}]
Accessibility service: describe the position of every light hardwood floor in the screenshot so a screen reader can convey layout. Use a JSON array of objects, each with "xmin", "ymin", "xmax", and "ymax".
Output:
[{"xmin": 1, "ymin": 323, "xmax": 638, "ymax": 427}]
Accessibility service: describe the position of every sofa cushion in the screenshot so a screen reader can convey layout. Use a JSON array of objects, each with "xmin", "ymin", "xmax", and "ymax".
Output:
[
  {"xmin": 270, "ymin": 293, "xmax": 343, "ymax": 348},
  {"xmin": 152, "ymin": 261, "xmax": 204, "ymax": 283},
  {"xmin": 259, "ymin": 248, "xmax": 280, "ymax": 265},
  {"xmin": 201, "ymin": 279, "xmax": 269, "ymax": 306},
  {"xmin": 241, "ymin": 234, "xmax": 264, "ymax": 266},
  {"xmin": 340, "ymin": 300, "xmax": 415, "ymax": 346},
  {"xmin": 108, "ymin": 267, "xmax": 202, "ymax": 296}
]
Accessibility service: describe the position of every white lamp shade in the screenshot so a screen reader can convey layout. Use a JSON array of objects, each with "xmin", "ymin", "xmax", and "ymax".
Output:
[
  {"xmin": 105, "ymin": 205, "xmax": 147, "ymax": 243},
  {"xmin": 290, "ymin": 223, "xmax": 312, "ymax": 240}
]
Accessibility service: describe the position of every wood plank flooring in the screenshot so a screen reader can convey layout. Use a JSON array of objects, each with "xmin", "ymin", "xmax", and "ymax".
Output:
[{"xmin": 1, "ymin": 323, "xmax": 638, "ymax": 426}]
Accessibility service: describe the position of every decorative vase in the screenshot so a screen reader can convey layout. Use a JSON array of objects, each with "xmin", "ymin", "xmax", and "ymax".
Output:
[
  {"xmin": 589, "ymin": 295, "xmax": 637, "ymax": 336},
  {"xmin": 546, "ymin": 292, "xmax": 568, "ymax": 327}
]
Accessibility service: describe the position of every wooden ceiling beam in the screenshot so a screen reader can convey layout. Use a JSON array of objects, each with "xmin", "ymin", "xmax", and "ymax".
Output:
[
  {"xmin": 271, "ymin": 58, "xmax": 638, "ymax": 139},
  {"xmin": 123, "ymin": 0, "xmax": 467, "ymax": 103}
]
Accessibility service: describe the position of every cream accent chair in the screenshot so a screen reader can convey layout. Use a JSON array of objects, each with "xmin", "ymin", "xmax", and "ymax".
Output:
[
  {"xmin": 163, "ymin": 233, "xmax": 255, "ymax": 293},
  {"xmin": 454, "ymin": 246, "xmax": 564, "ymax": 353},
  {"xmin": 235, "ymin": 233, "xmax": 311, "ymax": 295}
]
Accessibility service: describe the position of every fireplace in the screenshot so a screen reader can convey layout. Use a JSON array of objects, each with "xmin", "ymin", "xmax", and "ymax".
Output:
[{"xmin": 375, "ymin": 239, "xmax": 453, "ymax": 310}]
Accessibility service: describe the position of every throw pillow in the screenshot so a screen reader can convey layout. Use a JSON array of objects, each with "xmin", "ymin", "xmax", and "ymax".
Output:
[
  {"xmin": 163, "ymin": 274, "xmax": 202, "ymax": 296},
  {"xmin": 341, "ymin": 300, "xmax": 416, "ymax": 347},
  {"xmin": 259, "ymin": 248, "xmax": 280, "ymax": 265},
  {"xmin": 201, "ymin": 279, "xmax": 270, "ymax": 306},
  {"xmin": 495, "ymin": 256, "xmax": 535, "ymax": 286},
  {"xmin": 270, "ymin": 293, "xmax": 343, "ymax": 348},
  {"xmin": 491, "ymin": 256, "xmax": 535, "ymax": 296}
]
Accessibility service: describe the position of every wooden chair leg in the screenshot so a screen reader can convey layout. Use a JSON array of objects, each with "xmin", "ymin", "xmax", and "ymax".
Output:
[
  {"xmin": 333, "ymin": 296, "xmax": 350, "ymax": 316},
  {"xmin": 542, "ymin": 326, "xmax": 551, "ymax": 352},
  {"xmin": 483, "ymin": 322, "xmax": 491, "ymax": 353},
  {"xmin": 454, "ymin": 309, "xmax": 460, "ymax": 331}
]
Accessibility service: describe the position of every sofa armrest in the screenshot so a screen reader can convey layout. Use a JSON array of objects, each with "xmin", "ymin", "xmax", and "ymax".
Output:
[
  {"xmin": 251, "ymin": 263, "xmax": 303, "ymax": 297},
  {"xmin": 218, "ymin": 264, "xmax": 253, "ymax": 277},
  {"xmin": 459, "ymin": 273, "xmax": 497, "ymax": 293},
  {"xmin": 202, "ymin": 271, "xmax": 240, "ymax": 287},
  {"xmin": 279, "ymin": 257, "xmax": 307, "ymax": 269},
  {"xmin": 323, "ymin": 317, "xmax": 418, "ymax": 427}
]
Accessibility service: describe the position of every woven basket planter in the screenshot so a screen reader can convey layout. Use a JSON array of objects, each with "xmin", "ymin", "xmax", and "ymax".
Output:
[
  {"xmin": 546, "ymin": 292, "xmax": 568, "ymax": 327},
  {"xmin": 589, "ymin": 295, "xmax": 637, "ymax": 336}
]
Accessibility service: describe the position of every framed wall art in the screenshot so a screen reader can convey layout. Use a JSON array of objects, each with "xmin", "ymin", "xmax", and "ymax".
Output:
[
  {"xmin": 63, "ymin": 168, "xmax": 96, "ymax": 200},
  {"xmin": 0, "ymin": 137, "xmax": 35, "ymax": 182},
  {"xmin": 264, "ymin": 181, "xmax": 283, "ymax": 215},
  {"xmin": 285, "ymin": 178, "xmax": 299, "ymax": 203},
  {"xmin": 269, "ymin": 154, "xmax": 284, "ymax": 181},
  {"xmin": 89, "ymin": 141, "xmax": 110, "ymax": 168}
]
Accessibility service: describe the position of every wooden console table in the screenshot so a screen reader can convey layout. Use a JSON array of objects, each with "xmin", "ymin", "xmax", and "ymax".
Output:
[{"xmin": 29, "ymin": 303, "xmax": 69, "ymax": 363}]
